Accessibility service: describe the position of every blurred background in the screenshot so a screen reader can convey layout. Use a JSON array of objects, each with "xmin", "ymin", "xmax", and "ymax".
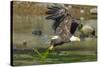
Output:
[{"xmin": 12, "ymin": 1, "xmax": 97, "ymax": 66}]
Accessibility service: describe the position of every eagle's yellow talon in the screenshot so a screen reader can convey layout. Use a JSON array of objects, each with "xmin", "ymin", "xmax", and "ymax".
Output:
[{"xmin": 48, "ymin": 45, "xmax": 54, "ymax": 50}]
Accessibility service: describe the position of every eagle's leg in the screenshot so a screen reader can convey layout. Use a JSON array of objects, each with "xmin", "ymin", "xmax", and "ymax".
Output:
[{"xmin": 48, "ymin": 45, "xmax": 54, "ymax": 50}]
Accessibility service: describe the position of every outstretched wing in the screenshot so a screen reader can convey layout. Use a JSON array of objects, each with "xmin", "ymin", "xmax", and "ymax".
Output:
[
  {"xmin": 46, "ymin": 5, "xmax": 79, "ymax": 41},
  {"xmin": 46, "ymin": 6, "xmax": 69, "ymax": 31}
]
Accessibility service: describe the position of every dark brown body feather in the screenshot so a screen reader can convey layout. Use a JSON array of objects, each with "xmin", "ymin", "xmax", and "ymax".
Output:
[{"xmin": 55, "ymin": 15, "xmax": 73, "ymax": 42}]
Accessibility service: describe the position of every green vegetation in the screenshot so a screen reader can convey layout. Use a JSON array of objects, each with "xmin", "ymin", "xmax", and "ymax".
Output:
[{"xmin": 13, "ymin": 38, "xmax": 97, "ymax": 66}]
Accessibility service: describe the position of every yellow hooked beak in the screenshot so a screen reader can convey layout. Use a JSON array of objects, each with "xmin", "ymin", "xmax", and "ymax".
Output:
[{"xmin": 76, "ymin": 37, "xmax": 80, "ymax": 41}]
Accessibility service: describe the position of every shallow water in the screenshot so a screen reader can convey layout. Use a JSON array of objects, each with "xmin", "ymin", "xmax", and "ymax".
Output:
[
  {"xmin": 12, "ymin": 38, "xmax": 97, "ymax": 66},
  {"xmin": 13, "ymin": 49, "xmax": 97, "ymax": 66}
]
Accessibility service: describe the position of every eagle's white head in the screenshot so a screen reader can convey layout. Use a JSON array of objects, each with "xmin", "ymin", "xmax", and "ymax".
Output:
[{"xmin": 70, "ymin": 35, "xmax": 80, "ymax": 41}]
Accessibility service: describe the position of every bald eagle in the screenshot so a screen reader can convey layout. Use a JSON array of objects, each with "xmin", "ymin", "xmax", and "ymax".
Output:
[{"xmin": 46, "ymin": 6, "xmax": 80, "ymax": 50}]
